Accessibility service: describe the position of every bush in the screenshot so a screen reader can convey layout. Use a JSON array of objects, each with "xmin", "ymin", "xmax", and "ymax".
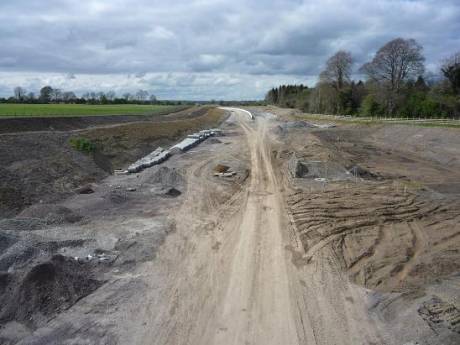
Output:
[
  {"xmin": 360, "ymin": 94, "xmax": 381, "ymax": 116},
  {"xmin": 69, "ymin": 137, "xmax": 96, "ymax": 154}
]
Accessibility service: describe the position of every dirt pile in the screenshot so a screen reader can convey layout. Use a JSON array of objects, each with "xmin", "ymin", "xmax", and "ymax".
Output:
[
  {"xmin": 288, "ymin": 157, "xmax": 309, "ymax": 178},
  {"xmin": 214, "ymin": 164, "xmax": 230, "ymax": 173},
  {"xmin": 148, "ymin": 167, "xmax": 185, "ymax": 188},
  {"xmin": 0, "ymin": 255, "xmax": 103, "ymax": 327},
  {"xmin": 19, "ymin": 204, "xmax": 83, "ymax": 225}
]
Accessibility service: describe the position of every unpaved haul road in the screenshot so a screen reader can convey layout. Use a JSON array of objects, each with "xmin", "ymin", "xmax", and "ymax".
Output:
[
  {"xmin": 138, "ymin": 108, "xmax": 385, "ymax": 345},
  {"xmin": 211, "ymin": 111, "xmax": 299, "ymax": 344}
]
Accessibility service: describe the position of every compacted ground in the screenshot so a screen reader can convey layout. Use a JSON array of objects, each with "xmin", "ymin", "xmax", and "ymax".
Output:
[{"xmin": 0, "ymin": 106, "xmax": 459, "ymax": 345}]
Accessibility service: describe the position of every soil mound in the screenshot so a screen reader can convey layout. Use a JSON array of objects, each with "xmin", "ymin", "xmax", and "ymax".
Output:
[
  {"xmin": 0, "ymin": 255, "xmax": 103, "ymax": 327},
  {"xmin": 18, "ymin": 204, "xmax": 83, "ymax": 225},
  {"xmin": 148, "ymin": 167, "xmax": 185, "ymax": 188},
  {"xmin": 214, "ymin": 164, "xmax": 230, "ymax": 173},
  {"xmin": 208, "ymin": 138, "xmax": 222, "ymax": 144}
]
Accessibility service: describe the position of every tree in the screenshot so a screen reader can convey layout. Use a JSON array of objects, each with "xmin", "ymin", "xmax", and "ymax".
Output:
[
  {"xmin": 27, "ymin": 92, "xmax": 36, "ymax": 101},
  {"xmin": 106, "ymin": 91, "xmax": 116, "ymax": 101},
  {"xmin": 361, "ymin": 94, "xmax": 381, "ymax": 116},
  {"xmin": 14, "ymin": 87, "xmax": 26, "ymax": 101},
  {"xmin": 136, "ymin": 89, "xmax": 149, "ymax": 101},
  {"xmin": 62, "ymin": 91, "xmax": 77, "ymax": 102},
  {"xmin": 414, "ymin": 76, "xmax": 429, "ymax": 93},
  {"xmin": 441, "ymin": 52, "xmax": 460, "ymax": 94},
  {"xmin": 40, "ymin": 86, "xmax": 53, "ymax": 103},
  {"xmin": 320, "ymin": 50, "xmax": 353, "ymax": 90},
  {"xmin": 361, "ymin": 38, "xmax": 425, "ymax": 92},
  {"xmin": 360, "ymin": 38, "xmax": 425, "ymax": 114},
  {"xmin": 50, "ymin": 88, "xmax": 62, "ymax": 102}
]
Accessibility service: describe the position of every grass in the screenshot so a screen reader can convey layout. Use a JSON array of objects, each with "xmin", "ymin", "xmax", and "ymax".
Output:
[
  {"xmin": 290, "ymin": 112, "xmax": 460, "ymax": 129},
  {"xmin": 0, "ymin": 104, "xmax": 184, "ymax": 118},
  {"xmin": 69, "ymin": 137, "xmax": 96, "ymax": 154}
]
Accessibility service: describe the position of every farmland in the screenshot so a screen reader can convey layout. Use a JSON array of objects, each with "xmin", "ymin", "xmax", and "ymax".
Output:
[{"xmin": 0, "ymin": 104, "xmax": 184, "ymax": 118}]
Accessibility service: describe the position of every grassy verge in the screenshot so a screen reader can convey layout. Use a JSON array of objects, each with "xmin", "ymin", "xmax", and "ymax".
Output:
[
  {"xmin": 0, "ymin": 104, "xmax": 185, "ymax": 118},
  {"xmin": 290, "ymin": 112, "xmax": 460, "ymax": 129}
]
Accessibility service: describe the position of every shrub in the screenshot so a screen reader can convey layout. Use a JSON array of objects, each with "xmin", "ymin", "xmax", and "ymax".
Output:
[
  {"xmin": 360, "ymin": 94, "xmax": 381, "ymax": 116},
  {"xmin": 69, "ymin": 137, "xmax": 96, "ymax": 154}
]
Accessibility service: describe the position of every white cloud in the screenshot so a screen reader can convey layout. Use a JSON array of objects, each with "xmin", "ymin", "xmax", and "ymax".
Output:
[{"xmin": 0, "ymin": 0, "xmax": 459, "ymax": 99}]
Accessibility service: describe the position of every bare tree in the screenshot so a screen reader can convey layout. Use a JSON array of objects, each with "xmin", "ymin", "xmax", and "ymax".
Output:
[
  {"xmin": 361, "ymin": 38, "xmax": 425, "ymax": 92},
  {"xmin": 50, "ymin": 88, "xmax": 62, "ymax": 102},
  {"xmin": 360, "ymin": 38, "xmax": 425, "ymax": 114},
  {"xmin": 320, "ymin": 50, "xmax": 353, "ymax": 90},
  {"xmin": 62, "ymin": 91, "xmax": 77, "ymax": 102},
  {"xmin": 136, "ymin": 89, "xmax": 149, "ymax": 101},
  {"xmin": 441, "ymin": 52, "xmax": 460, "ymax": 94},
  {"xmin": 40, "ymin": 86, "xmax": 53, "ymax": 102},
  {"xmin": 106, "ymin": 90, "xmax": 116, "ymax": 101},
  {"xmin": 14, "ymin": 87, "xmax": 26, "ymax": 101},
  {"xmin": 27, "ymin": 92, "xmax": 35, "ymax": 101}
]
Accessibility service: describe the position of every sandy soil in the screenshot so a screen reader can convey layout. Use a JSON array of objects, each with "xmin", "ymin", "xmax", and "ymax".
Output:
[{"xmin": 1, "ymin": 107, "xmax": 459, "ymax": 344}]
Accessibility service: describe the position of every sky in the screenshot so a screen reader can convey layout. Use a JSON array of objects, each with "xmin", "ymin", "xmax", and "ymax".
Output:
[{"xmin": 0, "ymin": 0, "xmax": 459, "ymax": 100}]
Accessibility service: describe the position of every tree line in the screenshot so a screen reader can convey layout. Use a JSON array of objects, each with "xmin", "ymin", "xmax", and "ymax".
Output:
[
  {"xmin": 0, "ymin": 86, "xmax": 165, "ymax": 105},
  {"xmin": 265, "ymin": 38, "xmax": 460, "ymax": 118}
]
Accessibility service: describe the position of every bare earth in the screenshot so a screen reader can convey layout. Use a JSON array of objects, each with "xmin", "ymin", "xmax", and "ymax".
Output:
[{"xmin": 1, "ymin": 107, "xmax": 459, "ymax": 345}]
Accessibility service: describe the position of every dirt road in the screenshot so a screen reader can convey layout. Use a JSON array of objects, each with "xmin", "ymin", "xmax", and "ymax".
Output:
[
  {"xmin": 138, "ymin": 109, "xmax": 385, "ymax": 345},
  {"xmin": 210, "ymin": 113, "xmax": 299, "ymax": 344}
]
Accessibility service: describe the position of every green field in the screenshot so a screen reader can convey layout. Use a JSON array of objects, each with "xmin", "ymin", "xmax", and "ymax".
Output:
[{"xmin": 0, "ymin": 104, "xmax": 184, "ymax": 118}]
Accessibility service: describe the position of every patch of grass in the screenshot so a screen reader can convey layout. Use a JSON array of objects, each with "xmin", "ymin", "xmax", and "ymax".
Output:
[
  {"xmin": 292, "ymin": 113, "xmax": 460, "ymax": 129},
  {"xmin": 0, "ymin": 104, "xmax": 184, "ymax": 118},
  {"xmin": 69, "ymin": 137, "xmax": 96, "ymax": 154}
]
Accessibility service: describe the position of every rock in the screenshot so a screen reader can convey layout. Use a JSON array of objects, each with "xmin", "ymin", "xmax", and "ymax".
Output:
[
  {"xmin": 164, "ymin": 188, "xmax": 181, "ymax": 197},
  {"xmin": 75, "ymin": 185, "xmax": 95, "ymax": 194},
  {"xmin": 214, "ymin": 164, "xmax": 230, "ymax": 173}
]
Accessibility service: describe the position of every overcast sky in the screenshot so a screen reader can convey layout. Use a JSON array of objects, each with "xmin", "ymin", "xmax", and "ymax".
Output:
[{"xmin": 0, "ymin": 0, "xmax": 459, "ymax": 100}]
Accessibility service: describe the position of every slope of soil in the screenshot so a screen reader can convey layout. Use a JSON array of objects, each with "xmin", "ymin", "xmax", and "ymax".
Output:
[
  {"xmin": 0, "ymin": 107, "xmax": 227, "ymax": 217},
  {"xmin": 0, "ymin": 105, "xmax": 189, "ymax": 133}
]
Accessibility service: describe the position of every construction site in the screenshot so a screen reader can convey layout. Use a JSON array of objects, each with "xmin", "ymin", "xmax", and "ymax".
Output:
[{"xmin": 0, "ymin": 106, "xmax": 459, "ymax": 345}]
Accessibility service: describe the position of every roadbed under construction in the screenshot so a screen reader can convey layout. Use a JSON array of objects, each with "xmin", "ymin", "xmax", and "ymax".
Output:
[{"xmin": 0, "ymin": 106, "xmax": 459, "ymax": 345}]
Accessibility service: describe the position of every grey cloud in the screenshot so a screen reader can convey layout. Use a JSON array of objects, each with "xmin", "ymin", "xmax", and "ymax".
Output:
[{"xmin": 0, "ymin": 0, "xmax": 459, "ymax": 99}]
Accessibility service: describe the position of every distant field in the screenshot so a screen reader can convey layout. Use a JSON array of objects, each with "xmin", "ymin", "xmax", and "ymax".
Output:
[{"xmin": 0, "ymin": 104, "xmax": 183, "ymax": 118}]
